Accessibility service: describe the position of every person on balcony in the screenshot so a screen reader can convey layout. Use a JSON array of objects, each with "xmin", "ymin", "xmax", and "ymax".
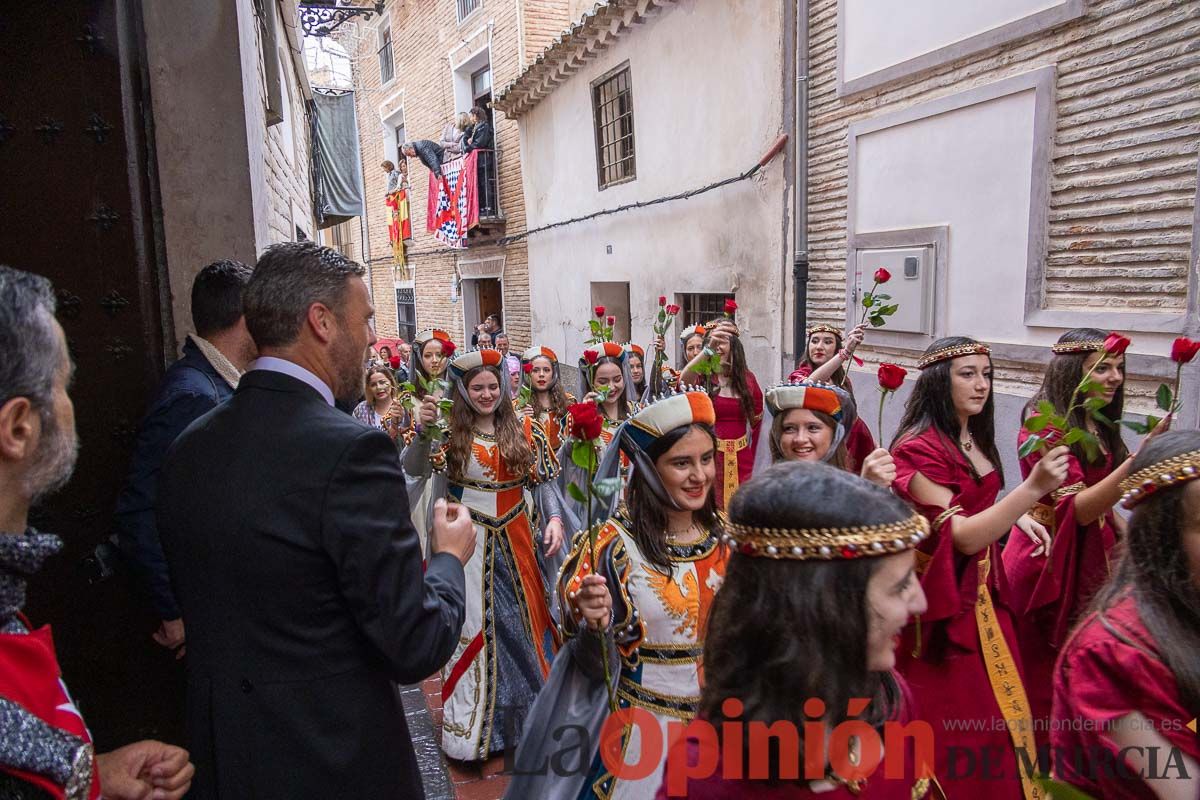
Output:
[
  {"xmin": 463, "ymin": 106, "xmax": 493, "ymax": 152},
  {"xmin": 401, "ymin": 140, "xmax": 445, "ymax": 179},
  {"xmin": 465, "ymin": 106, "xmax": 496, "ymax": 215},
  {"xmin": 440, "ymin": 111, "xmax": 471, "ymax": 161}
]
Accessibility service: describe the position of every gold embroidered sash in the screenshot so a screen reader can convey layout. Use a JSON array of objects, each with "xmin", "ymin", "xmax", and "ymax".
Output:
[
  {"xmin": 716, "ymin": 434, "xmax": 749, "ymax": 503},
  {"xmin": 975, "ymin": 552, "xmax": 1041, "ymax": 800}
]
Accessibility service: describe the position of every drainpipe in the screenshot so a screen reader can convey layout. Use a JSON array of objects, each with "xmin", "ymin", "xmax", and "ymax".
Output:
[{"xmin": 792, "ymin": 0, "xmax": 810, "ymax": 361}]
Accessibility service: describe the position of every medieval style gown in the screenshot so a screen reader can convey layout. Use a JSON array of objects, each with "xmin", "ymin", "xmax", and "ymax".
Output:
[
  {"xmin": 418, "ymin": 422, "xmax": 562, "ymax": 761},
  {"xmin": 1052, "ymin": 593, "xmax": 1200, "ymax": 798},
  {"xmin": 711, "ymin": 374, "xmax": 763, "ymax": 509},
  {"xmin": 1002, "ymin": 430, "xmax": 1119, "ymax": 742},
  {"xmin": 891, "ymin": 428, "xmax": 1037, "ymax": 800}
]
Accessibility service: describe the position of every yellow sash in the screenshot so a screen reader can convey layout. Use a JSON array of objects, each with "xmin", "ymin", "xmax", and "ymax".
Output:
[
  {"xmin": 975, "ymin": 552, "xmax": 1041, "ymax": 800},
  {"xmin": 716, "ymin": 434, "xmax": 749, "ymax": 503}
]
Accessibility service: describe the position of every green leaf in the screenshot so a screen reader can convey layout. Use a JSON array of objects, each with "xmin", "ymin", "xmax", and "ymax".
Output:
[
  {"xmin": 872, "ymin": 293, "xmax": 892, "ymax": 302},
  {"xmin": 879, "ymin": 304, "xmax": 899, "ymax": 316},
  {"xmin": 1083, "ymin": 396, "xmax": 1107, "ymax": 412},
  {"xmin": 1036, "ymin": 400, "xmax": 1057, "ymax": 418},
  {"xmin": 1032, "ymin": 775, "xmax": 1098, "ymax": 800},
  {"xmin": 566, "ymin": 482, "xmax": 587, "ymax": 503},
  {"xmin": 1156, "ymin": 383, "xmax": 1173, "ymax": 412},
  {"xmin": 571, "ymin": 441, "xmax": 596, "ymax": 471},
  {"xmin": 1146, "ymin": 414, "xmax": 1162, "ymax": 433},
  {"xmin": 1060, "ymin": 428, "xmax": 1085, "ymax": 445},
  {"xmin": 400, "ymin": 382, "xmax": 417, "ymax": 394},
  {"xmin": 869, "ymin": 315, "xmax": 886, "ymax": 327},
  {"xmin": 1119, "ymin": 418, "xmax": 1150, "ymax": 435},
  {"xmin": 1017, "ymin": 434, "xmax": 1043, "ymax": 458},
  {"xmin": 1024, "ymin": 414, "xmax": 1052, "ymax": 433},
  {"xmin": 862, "ymin": 295, "xmax": 875, "ymax": 308},
  {"xmin": 1078, "ymin": 379, "xmax": 1103, "ymax": 396},
  {"xmin": 592, "ymin": 477, "xmax": 622, "ymax": 499},
  {"xmin": 1079, "ymin": 430, "xmax": 1101, "ymax": 463}
]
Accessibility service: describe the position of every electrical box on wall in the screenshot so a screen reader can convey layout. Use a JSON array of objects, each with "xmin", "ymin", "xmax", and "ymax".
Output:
[{"xmin": 854, "ymin": 246, "xmax": 934, "ymax": 335}]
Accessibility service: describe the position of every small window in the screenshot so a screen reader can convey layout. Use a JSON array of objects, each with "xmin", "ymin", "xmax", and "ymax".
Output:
[
  {"xmin": 679, "ymin": 293, "xmax": 735, "ymax": 330},
  {"xmin": 395, "ymin": 287, "xmax": 417, "ymax": 343},
  {"xmin": 377, "ymin": 26, "xmax": 394, "ymax": 84},
  {"xmin": 591, "ymin": 64, "xmax": 636, "ymax": 189},
  {"xmin": 457, "ymin": 0, "xmax": 481, "ymax": 23}
]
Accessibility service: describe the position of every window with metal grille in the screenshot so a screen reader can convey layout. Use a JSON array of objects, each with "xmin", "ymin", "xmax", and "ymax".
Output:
[
  {"xmin": 679, "ymin": 293, "xmax": 735, "ymax": 330},
  {"xmin": 377, "ymin": 26, "xmax": 394, "ymax": 84},
  {"xmin": 591, "ymin": 65, "xmax": 636, "ymax": 189},
  {"xmin": 457, "ymin": 0, "xmax": 481, "ymax": 23},
  {"xmin": 395, "ymin": 287, "xmax": 416, "ymax": 344}
]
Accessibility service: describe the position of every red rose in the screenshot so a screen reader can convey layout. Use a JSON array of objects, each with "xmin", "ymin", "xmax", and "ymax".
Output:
[
  {"xmin": 594, "ymin": 305, "xmax": 606, "ymax": 318},
  {"xmin": 440, "ymin": 339, "xmax": 457, "ymax": 357},
  {"xmin": 606, "ymin": 315, "xmax": 616, "ymax": 326},
  {"xmin": 522, "ymin": 362, "xmax": 533, "ymax": 374},
  {"xmin": 583, "ymin": 349, "xmax": 599, "ymax": 365},
  {"xmin": 1170, "ymin": 337, "xmax": 1200, "ymax": 365},
  {"xmin": 568, "ymin": 402, "xmax": 604, "ymax": 441},
  {"xmin": 658, "ymin": 296, "xmax": 667, "ymax": 307},
  {"xmin": 724, "ymin": 299, "xmax": 738, "ymax": 315},
  {"xmin": 874, "ymin": 267, "xmax": 892, "ymax": 284},
  {"xmin": 1103, "ymin": 332, "xmax": 1131, "ymax": 356},
  {"xmin": 389, "ymin": 356, "xmax": 402, "ymax": 369},
  {"xmin": 877, "ymin": 363, "xmax": 907, "ymax": 391},
  {"xmin": 666, "ymin": 304, "xmax": 680, "ymax": 315}
]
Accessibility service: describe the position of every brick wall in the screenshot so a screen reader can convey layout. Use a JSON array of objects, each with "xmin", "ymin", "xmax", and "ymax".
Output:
[
  {"xmin": 263, "ymin": 2, "xmax": 314, "ymax": 247},
  {"xmin": 340, "ymin": 0, "xmax": 570, "ymax": 348},
  {"xmin": 806, "ymin": 0, "xmax": 1199, "ymax": 327}
]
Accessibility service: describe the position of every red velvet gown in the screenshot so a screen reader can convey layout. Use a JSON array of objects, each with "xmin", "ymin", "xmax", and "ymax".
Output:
[
  {"xmin": 712, "ymin": 372, "xmax": 763, "ymax": 509},
  {"xmin": 1052, "ymin": 593, "xmax": 1200, "ymax": 798},
  {"xmin": 1002, "ymin": 430, "xmax": 1118, "ymax": 745},
  {"xmin": 892, "ymin": 428, "xmax": 1035, "ymax": 800},
  {"xmin": 787, "ymin": 365, "xmax": 876, "ymax": 472}
]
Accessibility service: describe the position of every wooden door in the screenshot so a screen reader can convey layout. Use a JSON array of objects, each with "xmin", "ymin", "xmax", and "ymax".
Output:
[{"xmin": 0, "ymin": 0, "xmax": 183, "ymax": 747}]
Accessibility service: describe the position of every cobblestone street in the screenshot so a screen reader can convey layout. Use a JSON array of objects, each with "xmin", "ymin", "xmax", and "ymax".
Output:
[{"xmin": 407, "ymin": 677, "xmax": 511, "ymax": 800}]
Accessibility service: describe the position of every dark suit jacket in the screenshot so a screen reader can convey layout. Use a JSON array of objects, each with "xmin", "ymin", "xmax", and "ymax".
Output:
[
  {"xmin": 464, "ymin": 120, "xmax": 493, "ymax": 152},
  {"xmin": 157, "ymin": 368, "xmax": 465, "ymax": 799},
  {"xmin": 115, "ymin": 338, "xmax": 233, "ymax": 620}
]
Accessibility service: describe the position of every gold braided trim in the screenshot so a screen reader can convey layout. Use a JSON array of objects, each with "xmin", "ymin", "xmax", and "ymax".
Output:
[
  {"xmin": 1028, "ymin": 503, "xmax": 1055, "ymax": 529},
  {"xmin": 806, "ymin": 324, "xmax": 841, "ymax": 338},
  {"xmin": 1052, "ymin": 481, "xmax": 1088, "ymax": 501},
  {"xmin": 1051, "ymin": 340, "xmax": 1106, "ymax": 355},
  {"xmin": 917, "ymin": 343, "xmax": 991, "ymax": 370},
  {"xmin": 1119, "ymin": 449, "xmax": 1200, "ymax": 509},
  {"xmin": 932, "ymin": 505, "xmax": 964, "ymax": 532},
  {"xmin": 722, "ymin": 510, "xmax": 930, "ymax": 560}
]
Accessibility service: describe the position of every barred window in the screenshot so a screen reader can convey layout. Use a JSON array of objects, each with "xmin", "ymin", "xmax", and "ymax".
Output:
[
  {"xmin": 395, "ymin": 287, "xmax": 416, "ymax": 344},
  {"xmin": 591, "ymin": 65, "xmax": 636, "ymax": 189},
  {"xmin": 377, "ymin": 26, "xmax": 394, "ymax": 84},
  {"xmin": 679, "ymin": 293, "xmax": 735, "ymax": 330},
  {"xmin": 457, "ymin": 0, "xmax": 481, "ymax": 23}
]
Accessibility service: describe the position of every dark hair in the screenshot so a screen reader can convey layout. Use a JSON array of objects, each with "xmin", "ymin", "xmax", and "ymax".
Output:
[
  {"xmin": 798, "ymin": 329, "xmax": 853, "ymax": 394},
  {"xmin": 701, "ymin": 462, "xmax": 907, "ymax": 780},
  {"xmin": 363, "ymin": 365, "xmax": 396, "ymax": 399},
  {"xmin": 703, "ymin": 330, "xmax": 758, "ymax": 430},
  {"xmin": 447, "ymin": 365, "xmax": 532, "ymax": 481},
  {"xmin": 379, "ymin": 345, "xmax": 393, "ymax": 359},
  {"xmin": 627, "ymin": 351, "xmax": 647, "ymax": 398},
  {"xmin": 529, "ymin": 355, "xmax": 570, "ymax": 420},
  {"xmin": 586, "ymin": 356, "xmax": 630, "ymax": 420},
  {"xmin": 1088, "ymin": 431, "xmax": 1200, "ymax": 711},
  {"xmin": 243, "ymin": 242, "xmax": 365, "ymax": 348},
  {"xmin": 191, "ymin": 259, "xmax": 252, "ymax": 338},
  {"xmin": 891, "ymin": 336, "xmax": 1003, "ymax": 484},
  {"xmin": 1025, "ymin": 328, "xmax": 1128, "ymax": 466},
  {"xmin": 0, "ymin": 265, "xmax": 60, "ymax": 420},
  {"xmin": 471, "ymin": 105, "xmax": 488, "ymax": 119},
  {"xmin": 625, "ymin": 423, "xmax": 718, "ymax": 575},
  {"xmin": 485, "ymin": 312, "xmax": 501, "ymax": 326}
]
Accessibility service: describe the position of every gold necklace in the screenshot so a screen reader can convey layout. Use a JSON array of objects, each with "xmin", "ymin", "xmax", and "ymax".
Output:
[{"xmin": 961, "ymin": 432, "xmax": 975, "ymax": 451}]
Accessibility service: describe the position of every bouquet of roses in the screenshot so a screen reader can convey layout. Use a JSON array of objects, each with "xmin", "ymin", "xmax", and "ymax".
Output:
[
  {"xmin": 650, "ymin": 296, "xmax": 681, "ymax": 393},
  {"xmin": 399, "ymin": 340, "xmax": 457, "ymax": 442}
]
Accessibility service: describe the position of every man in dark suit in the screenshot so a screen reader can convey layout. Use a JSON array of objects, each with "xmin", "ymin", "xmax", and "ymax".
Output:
[
  {"xmin": 157, "ymin": 242, "xmax": 474, "ymax": 799},
  {"xmin": 115, "ymin": 259, "xmax": 256, "ymax": 659}
]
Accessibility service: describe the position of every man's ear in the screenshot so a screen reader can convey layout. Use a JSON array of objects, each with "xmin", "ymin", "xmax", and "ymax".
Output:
[
  {"xmin": 0, "ymin": 397, "xmax": 40, "ymax": 462},
  {"xmin": 305, "ymin": 302, "xmax": 337, "ymax": 345}
]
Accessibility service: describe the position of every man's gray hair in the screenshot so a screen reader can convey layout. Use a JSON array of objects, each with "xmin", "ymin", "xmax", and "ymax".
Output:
[
  {"xmin": 242, "ymin": 241, "xmax": 366, "ymax": 348},
  {"xmin": 0, "ymin": 265, "xmax": 60, "ymax": 419}
]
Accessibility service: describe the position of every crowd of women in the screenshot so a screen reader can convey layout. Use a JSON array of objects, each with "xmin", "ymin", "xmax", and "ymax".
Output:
[{"xmin": 360, "ymin": 316, "xmax": 1198, "ymax": 799}]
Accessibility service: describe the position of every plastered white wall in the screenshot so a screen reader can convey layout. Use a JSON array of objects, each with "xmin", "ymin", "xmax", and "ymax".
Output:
[
  {"xmin": 842, "ymin": 0, "xmax": 1065, "ymax": 82},
  {"xmin": 516, "ymin": 0, "xmax": 788, "ymax": 381}
]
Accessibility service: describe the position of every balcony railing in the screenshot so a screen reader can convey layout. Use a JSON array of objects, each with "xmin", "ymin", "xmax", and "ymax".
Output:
[{"xmin": 474, "ymin": 148, "xmax": 502, "ymax": 224}]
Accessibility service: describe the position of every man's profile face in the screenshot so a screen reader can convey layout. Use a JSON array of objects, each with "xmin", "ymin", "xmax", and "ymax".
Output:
[
  {"xmin": 331, "ymin": 277, "xmax": 377, "ymax": 405},
  {"xmin": 23, "ymin": 319, "xmax": 79, "ymax": 503}
]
